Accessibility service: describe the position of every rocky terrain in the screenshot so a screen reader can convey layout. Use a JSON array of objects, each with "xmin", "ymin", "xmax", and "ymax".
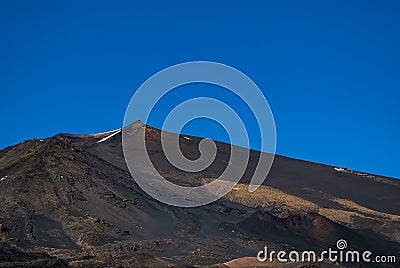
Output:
[{"xmin": 0, "ymin": 121, "xmax": 399, "ymax": 267}]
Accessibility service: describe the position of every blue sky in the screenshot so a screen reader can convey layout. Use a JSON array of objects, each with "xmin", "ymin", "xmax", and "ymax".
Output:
[{"xmin": 1, "ymin": 1, "xmax": 399, "ymax": 178}]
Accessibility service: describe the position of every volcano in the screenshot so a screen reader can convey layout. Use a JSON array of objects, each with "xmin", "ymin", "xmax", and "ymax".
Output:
[{"xmin": 0, "ymin": 121, "xmax": 398, "ymax": 267}]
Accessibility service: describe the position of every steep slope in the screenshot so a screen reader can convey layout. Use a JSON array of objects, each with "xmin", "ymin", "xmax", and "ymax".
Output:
[{"xmin": 0, "ymin": 137, "xmax": 202, "ymax": 265}]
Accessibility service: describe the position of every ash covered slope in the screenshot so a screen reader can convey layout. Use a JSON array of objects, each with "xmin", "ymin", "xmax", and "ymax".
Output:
[
  {"xmin": 0, "ymin": 121, "xmax": 398, "ymax": 267},
  {"xmin": 59, "ymin": 120, "xmax": 400, "ymax": 216},
  {"xmin": 0, "ymin": 135, "xmax": 184, "ymax": 247}
]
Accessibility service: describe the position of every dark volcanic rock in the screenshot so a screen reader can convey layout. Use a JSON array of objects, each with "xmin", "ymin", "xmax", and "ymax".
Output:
[{"xmin": 0, "ymin": 244, "xmax": 67, "ymax": 267}]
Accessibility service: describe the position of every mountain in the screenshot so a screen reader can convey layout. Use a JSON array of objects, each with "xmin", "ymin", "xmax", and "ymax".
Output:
[{"xmin": 0, "ymin": 121, "xmax": 399, "ymax": 267}]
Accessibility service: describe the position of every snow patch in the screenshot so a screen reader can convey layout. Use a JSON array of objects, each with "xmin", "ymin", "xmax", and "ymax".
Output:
[
  {"xmin": 333, "ymin": 167, "xmax": 375, "ymax": 178},
  {"xmin": 97, "ymin": 129, "xmax": 121, "ymax": 143},
  {"xmin": 0, "ymin": 176, "xmax": 8, "ymax": 182},
  {"xmin": 334, "ymin": 167, "xmax": 345, "ymax": 172},
  {"xmin": 95, "ymin": 128, "xmax": 121, "ymax": 135}
]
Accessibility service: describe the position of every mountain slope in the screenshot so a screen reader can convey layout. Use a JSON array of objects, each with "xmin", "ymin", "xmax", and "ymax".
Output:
[{"xmin": 58, "ymin": 121, "xmax": 400, "ymax": 214}]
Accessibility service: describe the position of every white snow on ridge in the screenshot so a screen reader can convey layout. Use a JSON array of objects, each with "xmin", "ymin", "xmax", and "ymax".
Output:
[
  {"xmin": 334, "ymin": 167, "xmax": 345, "ymax": 172},
  {"xmin": 95, "ymin": 128, "xmax": 121, "ymax": 136},
  {"xmin": 97, "ymin": 129, "xmax": 121, "ymax": 143}
]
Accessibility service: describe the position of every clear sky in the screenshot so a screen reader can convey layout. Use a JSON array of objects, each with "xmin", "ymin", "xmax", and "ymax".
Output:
[{"xmin": 1, "ymin": 1, "xmax": 399, "ymax": 178}]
